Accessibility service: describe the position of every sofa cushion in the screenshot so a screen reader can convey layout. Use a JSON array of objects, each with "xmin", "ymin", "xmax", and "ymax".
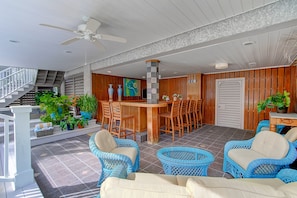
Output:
[
  {"xmin": 284, "ymin": 127, "xmax": 297, "ymax": 142},
  {"xmin": 240, "ymin": 178, "xmax": 284, "ymax": 189},
  {"xmin": 100, "ymin": 177, "xmax": 189, "ymax": 198},
  {"xmin": 127, "ymin": 172, "xmax": 178, "ymax": 185},
  {"xmin": 94, "ymin": 130, "xmax": 117, "ymax": 152},
  {"xmin": 277, "ymin": 182, "xmax": 297, "ymax": 197},
  {"xmin": 228, "ymin": 149, "xmax": 265, "ymax": 169},
  {"xmin": 112, "ymin": 147, "xmax": 137, "ymax": 165},
  {"xmin": 186, "ymin": 177, "xmax": 286, "ymax": 198},
  {"xmin": 251, "ymin": 131, "xmax": 289, "ymax": 158},
  {"xmin": 176, "ymin": 175, "xmax": 219, "ymax": 186}
]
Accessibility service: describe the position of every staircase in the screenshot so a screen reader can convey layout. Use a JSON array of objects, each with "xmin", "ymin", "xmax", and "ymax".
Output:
[
  {"xmin": 0, "ymin": 67, "xmax": 37, "ymax": 107},
  {"xmin": 35, "ymin": 69, "xmax": 64, "ymax": 87},
  {"xmin": 0, "ymin": 68, "xmax": 65, "ymax": 108}
]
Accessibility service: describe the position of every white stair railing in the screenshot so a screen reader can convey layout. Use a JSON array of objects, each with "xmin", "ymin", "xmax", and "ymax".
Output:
[
  {"xmin": 0, "ymin": 106, "xmax": 34, "ymax": 189},
  {"xmin": 0, "ymin": 67, "xmax": 37, "ymax": 99}
]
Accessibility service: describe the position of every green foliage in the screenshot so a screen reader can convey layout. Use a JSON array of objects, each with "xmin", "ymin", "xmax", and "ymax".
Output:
[
  {"xmin": 59, "ymin": 115, "xmax": 78, "ymax": 130},
  {"xmin": 77, "ymin": 94, "xmax": 98, "ymax": 114},
  {"xmin": 76, "ymin": 118, "xmax": 88, "ymax": 128},
  {"xmin": 35, "ymin": 90, "xmax": 55, "ymax": 105},
  {"xmin": 39, "ymin": 94, "xmax": 72, "ymax": 125},
  {"xmin": 59, "ymin": 116, "xmax": 88, "ymax": 130},
  {"xmin": 257, "ymin": 91, "xmax": 290, "ymax": 113}
]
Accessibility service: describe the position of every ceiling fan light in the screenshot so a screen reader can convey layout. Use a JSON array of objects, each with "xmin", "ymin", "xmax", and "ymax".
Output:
[{"xmin": 215, "ymin": 63, "xmax": 228, "ymax": 69}]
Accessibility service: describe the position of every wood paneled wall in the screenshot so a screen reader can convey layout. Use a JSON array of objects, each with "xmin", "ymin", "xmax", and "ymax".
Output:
[
  {"xmin": 202, "ymin": 66, "xmax": 297, "ymax": 131},
  {"xmin": 159, "ymin": 77, "xmax": 187, "ymax": 100},
  {"xmin": 187, "ymin": 73, "xmax": 202, "ymax": 99},
  {"xmin": 92, "ymin": 74, "xmax": 146, "ymax": 121},
  {"xmin": 92, "ymin": 66, "xmax": 296, "ymax": 132}
]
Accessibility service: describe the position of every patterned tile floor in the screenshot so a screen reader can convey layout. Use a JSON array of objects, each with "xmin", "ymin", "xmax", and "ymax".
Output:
[{"xmin": 31, "ymin": 125, "xmax": 254, "ymax": 198}]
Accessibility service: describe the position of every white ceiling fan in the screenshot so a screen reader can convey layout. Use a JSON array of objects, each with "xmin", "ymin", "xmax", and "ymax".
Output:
[{"xmin": 40, "ymin": 17, "xmax": 127, "ymax": 48}]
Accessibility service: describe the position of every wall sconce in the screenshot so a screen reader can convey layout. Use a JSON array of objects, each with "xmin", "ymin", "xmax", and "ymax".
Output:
[
  {"xmin": 215, "ymin": 63, "xmax": 228, "ymax": 69},
  {"xmin": 188, "ymin": 74, "xmax": 196, "ymax": 84}
]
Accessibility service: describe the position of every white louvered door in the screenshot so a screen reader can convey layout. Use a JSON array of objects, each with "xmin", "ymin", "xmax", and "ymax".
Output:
[{"xmin": 215, "ymin": 78, "xmax": 245, "ymax": 129}]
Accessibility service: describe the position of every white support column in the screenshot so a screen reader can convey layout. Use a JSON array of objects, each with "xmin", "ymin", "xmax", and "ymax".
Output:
[
  {"xmin": 10, "ymin": 106, "xmax": 34, "ymax": 190},
  {"xmin": 60, "ymin": 80, "xmax": 65, "ymax": 95},
  {"xmin": 84, "ymin": 64, "xmax": 92, "ymax": 95}
]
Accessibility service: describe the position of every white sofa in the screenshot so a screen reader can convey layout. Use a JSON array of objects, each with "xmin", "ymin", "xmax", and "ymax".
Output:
[{"xmin": 99, "ymin": 167, "xmax": 297, "ymax": 198}]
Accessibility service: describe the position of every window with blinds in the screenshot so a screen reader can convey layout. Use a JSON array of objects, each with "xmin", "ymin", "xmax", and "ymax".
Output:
[{"xmin": 64, "ymin": 74, "xmax": 84, "ymax": 97}]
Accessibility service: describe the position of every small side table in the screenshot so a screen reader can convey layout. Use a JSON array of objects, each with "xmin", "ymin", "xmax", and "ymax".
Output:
[
  {"xmin": 157, "ymin": 146, "xmax": 214, "ymax": 176},
  {"xmin": 269, "ymin": 112, "xmax": 297, "ymax": 132}
]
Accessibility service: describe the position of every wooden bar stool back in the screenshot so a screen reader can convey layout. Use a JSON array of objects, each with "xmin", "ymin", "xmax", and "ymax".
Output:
[
  {"xmin": 101, "ymin": 101, "xmax": 112, "ymax": 131},
  {"xmin": 180, "ymin": 100, "xmax": 190, "ymax": 134},
  {"xmin": 159, "ymin": 100, "xmax": 182, "ymax": 141},
  {"xmin": 188, "ymin": 100, "xmax": 197, "ymax": 130},
  {"xmin": 196, "ymin": 99, "xmax": 203, "ymax": 127},
  {"xmin": 110, "ymin": 102, "xmax": 136, "ymax": 140}
]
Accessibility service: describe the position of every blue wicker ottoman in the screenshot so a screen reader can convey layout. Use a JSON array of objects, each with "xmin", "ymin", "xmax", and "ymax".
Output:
[{"xmin": 157, "ymin": 146, "xmax": 214, "ymax": 176}]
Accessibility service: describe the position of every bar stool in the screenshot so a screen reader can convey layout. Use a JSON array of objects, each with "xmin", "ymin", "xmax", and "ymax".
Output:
[
  {"xmin": 187, "ymin": 100, "xmax": 197, "ymax": 131},
  {"xmin": 159, "ymin": 100, "xmax": 182, "ymax": 141},
  {"xmin": 196, "ymin": 99, "xmax": 203, "ymax": 128},
  {"xmin": 180, "ymin": 100, "xmax": 190, "ymax": 134},
  {"xmin": 101, "ymin": 101, "xmax": 112, "ymax": 131},
  {"xmin": 110, "ymin": 102, "xmax": 136, "ymax": 140}
]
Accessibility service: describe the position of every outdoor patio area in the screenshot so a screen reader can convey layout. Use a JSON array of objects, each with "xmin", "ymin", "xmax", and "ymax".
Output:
[{"xmin": 31, "ymin": 124, "xmax": 254, "ymax": 198}]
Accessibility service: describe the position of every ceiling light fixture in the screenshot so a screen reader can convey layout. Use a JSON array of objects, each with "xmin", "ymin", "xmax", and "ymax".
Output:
[
  {"xmin": 215, "ymin": 63, "xmax": 228, "ymax": 69},
  {"xmin": 9, "ymin": 40, "xmax": 20, "ymax": 43},
  {"xmin": 248, "ymin": 62, "xmax": 256, "ymax": 67},
  {"xmin": 242, "ymin": 41, "xmax": 255, "ymax": 46}
]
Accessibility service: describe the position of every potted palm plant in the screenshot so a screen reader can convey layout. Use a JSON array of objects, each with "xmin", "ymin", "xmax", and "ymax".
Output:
[
  {"xmin": 257, "ymin": 90, "xmax": 290, "ymax": 113},
  {"xmin": 76, "ymin": 94, "xmax": 98, "ymax": 120}
]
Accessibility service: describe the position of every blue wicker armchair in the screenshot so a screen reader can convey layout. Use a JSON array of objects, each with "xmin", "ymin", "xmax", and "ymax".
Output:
[
  {"xmin": 284, "ymin": 127, "xmax": 297, "ymax": 149},
  {"xmin": 277, "ymin": 168, "xmax": 297, "ymax": 183},
  {"xmin": 89, "ymin": 130, "xmax": 140, "ymax": 187},
  {"xmin": 223, "ymin": 131, "xmax": 297, "ymax": 178}
]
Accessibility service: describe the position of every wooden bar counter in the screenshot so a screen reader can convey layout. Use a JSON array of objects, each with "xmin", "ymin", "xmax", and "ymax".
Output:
[{"xmin": 120, "ymin": 101, "xmax": 168, "ymax": 144}]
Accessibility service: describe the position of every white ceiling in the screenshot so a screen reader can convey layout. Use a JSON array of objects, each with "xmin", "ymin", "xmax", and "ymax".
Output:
[{"xmin": 1, "ymin": 0, "xmax": 297, "ymax": 79}]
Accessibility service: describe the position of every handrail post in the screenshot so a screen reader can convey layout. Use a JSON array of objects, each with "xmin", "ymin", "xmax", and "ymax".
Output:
[{"xmin": 10, "ymin": 105, "xmax": 34, "ymax": 190}]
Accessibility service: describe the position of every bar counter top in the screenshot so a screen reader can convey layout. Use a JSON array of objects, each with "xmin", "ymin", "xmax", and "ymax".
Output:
[{"xmin": 120, "ymin": 101, "xmax": 168, "ymax": 108}]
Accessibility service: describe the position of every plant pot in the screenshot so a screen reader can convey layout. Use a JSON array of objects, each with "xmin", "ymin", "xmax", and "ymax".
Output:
[
  {"xmin": 277, "ymin": 107, "xmax": 288, "ymax": 113},
  {"xmin": 80, "ymin": 111, "xmax": 92, "ymax": 120},
  {"xmin": 67, "ymin": 124, "xmax": 74, "ymax": 130}
]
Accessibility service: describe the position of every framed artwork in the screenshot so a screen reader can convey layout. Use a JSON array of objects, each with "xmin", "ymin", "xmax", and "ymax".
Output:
[{"xmin": 123, "ymin": 78, "xmax": 141, "ymax": 96}]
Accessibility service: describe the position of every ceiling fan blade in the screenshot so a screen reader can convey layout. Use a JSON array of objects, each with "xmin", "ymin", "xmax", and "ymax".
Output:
[
  {"xmin": 92, "ymin": 40, "xmax": 105, "ymax": 50},
  {"xmin": 86, "ymin": 18, "xmax": 101, "ymax": 33},
  {"xmin": 97, "ymin": 33, "xmax": 127, "ymax": 43},
  {"xmin": 40, "ymin": 24, "xmax": 74, "ymax": 33},
  {"xmin": 61, "ymin": 37, "xmax": 81, "ymax": 45}
]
